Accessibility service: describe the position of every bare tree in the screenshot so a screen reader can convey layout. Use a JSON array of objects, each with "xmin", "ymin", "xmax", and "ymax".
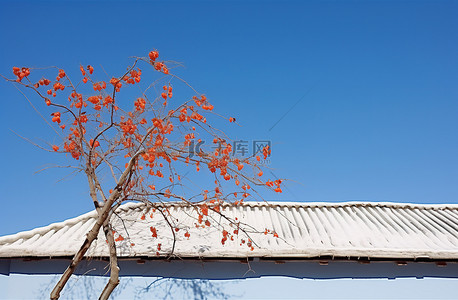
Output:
[{"xmin": 3, "ymin": 51, "xmax": 283, "ymax": 299}]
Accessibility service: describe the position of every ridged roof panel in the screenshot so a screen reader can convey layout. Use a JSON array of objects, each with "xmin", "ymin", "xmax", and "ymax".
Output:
[{"xmin": 0, "ymin": 202, "xmax": 457, "ymax": 260}]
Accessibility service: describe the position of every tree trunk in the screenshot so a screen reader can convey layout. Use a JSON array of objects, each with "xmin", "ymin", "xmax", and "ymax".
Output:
[{"xmin": 50, "ymin": 154, "xmax": 141, "ymax": 299}]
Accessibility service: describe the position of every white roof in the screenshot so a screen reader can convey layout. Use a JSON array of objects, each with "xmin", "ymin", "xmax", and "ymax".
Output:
[{"xmin": 1, "ymin": 201, "xmax": 458, "ymax": 260}]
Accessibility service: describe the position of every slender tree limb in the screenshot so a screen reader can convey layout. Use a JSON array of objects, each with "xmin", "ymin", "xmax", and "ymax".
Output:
[{"xmin": 99, "ymin": 221, "xmax": 119, "ymax": 300}]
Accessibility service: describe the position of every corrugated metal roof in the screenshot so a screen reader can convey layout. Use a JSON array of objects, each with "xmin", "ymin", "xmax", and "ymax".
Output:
[{"xmin": 1, "ymin": 202, "xmax": 458, "ymax": 260}]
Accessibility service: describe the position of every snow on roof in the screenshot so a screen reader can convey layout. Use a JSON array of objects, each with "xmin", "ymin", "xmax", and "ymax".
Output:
[{"xmin": 1, "ymin": 201, "xmax": 458, "ymax": 260}]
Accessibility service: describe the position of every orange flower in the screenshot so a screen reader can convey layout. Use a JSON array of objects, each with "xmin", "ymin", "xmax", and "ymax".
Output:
[
  {"xmin": 88, "ymin": 96, "xmax": 100, "ymax": 104},
  {"xmin": 150, "ymin": 227, "xmax": 157, "ymax": 238},
  {"xmin": 200, "ymin": 204, "xmax": 209, "ymax": 216},
  {"xmin": 262, "ymin": 145, "xmax": 271, "ymax": 159},
  {"xmin": 149, "ymin": 51, "xmax": 159, "ymax": 61},
  {"xmin": 51, "ymin": 112, "xmax": 61, "ymax": 124},
  {"xmin": 154, "ymin": 62, "xmax": 163, "ymax": 71},
  {"xmin": 79, "ymin": 115, "xmax": 88, "ymax": 123},
  {"xmin": 89, "ymin": 139, "xmax": 100, "ymax": 148},
  {"xmin": 12, "ymin": 67, "xmax": 20, "ymax": 76}
]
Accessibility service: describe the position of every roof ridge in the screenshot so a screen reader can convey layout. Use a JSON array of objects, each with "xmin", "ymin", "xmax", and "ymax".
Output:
[{"xmin": 117, "ymin": 201, "xmax": 458, "ymax": 210}]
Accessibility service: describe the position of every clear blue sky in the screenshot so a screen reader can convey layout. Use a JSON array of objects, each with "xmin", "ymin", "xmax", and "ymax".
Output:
[{"xmin": 0, "ymin": 0, "xmax": 457, "ymax": 298}]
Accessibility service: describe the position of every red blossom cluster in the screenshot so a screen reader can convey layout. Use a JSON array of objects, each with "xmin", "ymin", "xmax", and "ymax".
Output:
[{"xmin": 12, "ymin": 67, "xmax": 30, "ymax": 82}]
